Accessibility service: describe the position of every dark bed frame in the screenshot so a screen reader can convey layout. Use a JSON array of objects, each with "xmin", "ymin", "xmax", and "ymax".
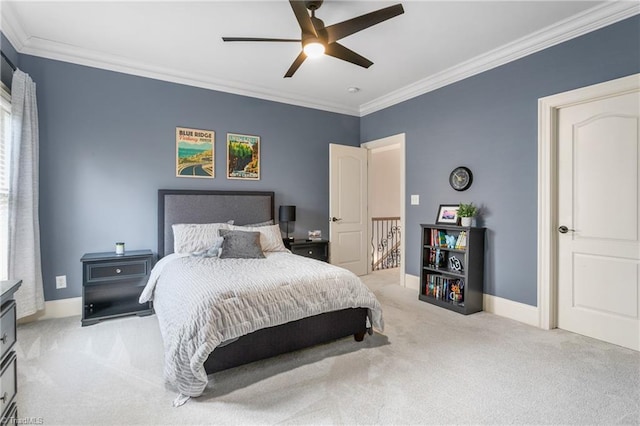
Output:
[{"xmin": 158, "ymin": 189, "xmax": 368, "ymax": 374}]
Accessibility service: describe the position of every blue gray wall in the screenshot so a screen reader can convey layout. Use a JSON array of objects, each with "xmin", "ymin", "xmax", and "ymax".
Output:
[
  {"xmin": 361, "ymin": 15, "xmax": 640, "ymax": 306},
  {"xmin": 14, "ymin": 52, "xmax": 359, "ymax": 301},
  {"xmin": 4, "ymin": 15, "xmax": 639, "ymax": 305}
]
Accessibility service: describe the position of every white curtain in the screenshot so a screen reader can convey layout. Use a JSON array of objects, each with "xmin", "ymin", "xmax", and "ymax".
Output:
[{"xmin": 9, "ymin": 70, "xmax": 44, "ymax": 319}]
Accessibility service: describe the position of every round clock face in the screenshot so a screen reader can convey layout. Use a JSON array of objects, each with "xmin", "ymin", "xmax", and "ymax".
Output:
[{"xmin": 449, "ymin": 166, "xmax": 473, "ymax": 191}]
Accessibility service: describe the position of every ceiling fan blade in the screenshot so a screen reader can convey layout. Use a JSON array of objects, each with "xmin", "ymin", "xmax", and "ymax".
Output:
[
  {"xmin": 325, "ymin": 42, "xmax": 373, "ymax": 69},
  {"xmin": 222, "ymin": 37, "xmax": 301, "ymax": 42},
  {"xmin": 284, "ymin": 51, "xmax": 307, "ymax": 78},
  {"xmin": 289, "ymin": 1, "xmax": 317, "ymax": 37},
  {"xmin": 325, "ymin": 4, "xmax": 404, "ymax": 44}
]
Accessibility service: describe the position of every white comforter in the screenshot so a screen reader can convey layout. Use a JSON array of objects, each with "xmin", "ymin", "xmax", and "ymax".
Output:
[{"xmin": 140, "ymin": 252, "xmax": 384, "ymax": 397}]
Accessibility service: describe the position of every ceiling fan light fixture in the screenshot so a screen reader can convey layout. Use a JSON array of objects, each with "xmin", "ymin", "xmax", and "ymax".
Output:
[{"xmin": 303, "ymin": 41, "xmax": 325, "ymax": 58}]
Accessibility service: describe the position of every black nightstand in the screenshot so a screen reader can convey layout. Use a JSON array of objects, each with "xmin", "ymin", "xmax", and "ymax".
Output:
[
  {"xmin": 80, "ymin": 249, "xmax": 154, "ymax": 326},
  {"xmin": 288, "ymin": 240, "xmax": 329, "ymax": 262}
]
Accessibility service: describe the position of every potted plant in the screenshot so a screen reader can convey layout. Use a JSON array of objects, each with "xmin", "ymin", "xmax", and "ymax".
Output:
[{"xmin": 458, "ymin": 202, "xmax": 478, "ymax": 227}]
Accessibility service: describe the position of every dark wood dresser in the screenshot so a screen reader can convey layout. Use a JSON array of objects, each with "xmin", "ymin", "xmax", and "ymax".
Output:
[{"xmin": 1, "ymin": 280, "xmax": 21, "ymax": 425}]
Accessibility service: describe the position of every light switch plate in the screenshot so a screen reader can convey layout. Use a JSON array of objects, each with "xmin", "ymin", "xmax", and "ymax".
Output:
[{"xmin": 411, "ymin": 195, "xmax": 420, "ymax": 205}]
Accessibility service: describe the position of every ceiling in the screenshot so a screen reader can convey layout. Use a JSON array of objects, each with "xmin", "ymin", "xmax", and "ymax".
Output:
[{"xmin": 1, "ymin": 1, "xmax": 638, "ymax": 116}]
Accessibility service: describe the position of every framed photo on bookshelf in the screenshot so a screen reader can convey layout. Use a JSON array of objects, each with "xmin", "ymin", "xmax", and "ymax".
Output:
[{"xmin": 436, "ymin": 204, "xmax": 459, "ymax": 224}]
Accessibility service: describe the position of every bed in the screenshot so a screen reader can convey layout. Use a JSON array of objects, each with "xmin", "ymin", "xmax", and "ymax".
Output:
[{"xmin": 144, "ymin": 189, "xmax": 383, "ymax": 402}]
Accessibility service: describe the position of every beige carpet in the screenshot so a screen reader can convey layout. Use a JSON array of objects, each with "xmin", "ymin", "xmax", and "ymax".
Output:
[{"xmin": 15, "ymin": 269, "xmax": 640, "ymax": 425}]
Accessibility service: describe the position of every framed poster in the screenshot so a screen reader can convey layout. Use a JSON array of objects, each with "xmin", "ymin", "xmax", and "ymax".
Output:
[
  {"xmin": 227, "ymin": 133, "xmax": 260, "ymax": 180},
  {"xmin": 176, "ymin": 127, "xmax": 214, "ymax": 178}
]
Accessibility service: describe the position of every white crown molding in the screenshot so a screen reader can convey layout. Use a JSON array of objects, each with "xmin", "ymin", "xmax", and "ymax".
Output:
[
  {"xmin": 17, "ymin": 36, "xmax": 361, "ymax": 116},
  {"xmin": 0, "ymin": 2, "xmax": 359, "ymax": 116},
  {"xmin": 0, "ymin": 2, "xmax": 27, "ymax": 52},
  {"xmin": 359, "ymin": 1, "xmax": 640, "ymax": 116},
  {"xmin": 2, "ymin": 1, "xmax": 638, "ymax": 117}
]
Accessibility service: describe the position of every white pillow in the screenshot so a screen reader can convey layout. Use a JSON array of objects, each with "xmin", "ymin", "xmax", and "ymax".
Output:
[
  {"xmin": 243, "ymin": 219, "xmax": 274, "ymax": 227},
  {"xmin": 227, "ymin": 223, "xmax": 288, "ymax": 252},
  {"xmin": 172, "ymin": 223, "xmax": 231, "ymax": 254}
]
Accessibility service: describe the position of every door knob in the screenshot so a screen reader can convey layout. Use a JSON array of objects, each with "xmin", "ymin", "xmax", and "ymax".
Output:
[
  {"xmin": 558, "ymin": 226, "xmax": 575, "ymax": 234},
  {"xmin": 331, "ymin": 217, "xmax": 342, "ymax": 222}
]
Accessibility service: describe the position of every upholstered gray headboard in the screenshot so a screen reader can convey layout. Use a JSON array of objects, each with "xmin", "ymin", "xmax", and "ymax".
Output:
[{"xmin": 158, "ymin": 189, "xmax": 275, "ymax": 258}]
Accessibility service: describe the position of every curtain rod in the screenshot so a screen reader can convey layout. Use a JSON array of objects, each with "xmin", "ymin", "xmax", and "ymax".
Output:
[{"xmin": 0, "ymin": 50, "xmax": 17, "ymax": 71}]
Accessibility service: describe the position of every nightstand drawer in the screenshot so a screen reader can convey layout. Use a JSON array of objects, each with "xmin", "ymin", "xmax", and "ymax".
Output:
[
  {"xmin": 0, "ymin": 351, "xmax": 16, "ymax": 418},
  {"xmin": 86, "ymin": 260, "xmax": 149, "ymax": 282},
  {"xmin": 290, "ymin": 242, "xmax": 328, "ymax": 262},
  {"xmin": 0, "ymin": 301, "xmax": 16, "ymax": 361}
]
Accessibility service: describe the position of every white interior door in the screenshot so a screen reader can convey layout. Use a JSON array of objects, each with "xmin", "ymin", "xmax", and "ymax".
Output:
[
  {"xmin": 329, "ymin": 143, "xmax": 368, "ymax": 275},
  {"xmin": 557, "ymin": 89, "xmax": 640, "ymax": 351}
]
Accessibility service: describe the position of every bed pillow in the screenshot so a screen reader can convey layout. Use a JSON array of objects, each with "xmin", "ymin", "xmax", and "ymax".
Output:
[
  {"xmin": 172, "ymin": 222, "xmax": 231, "ymax": 254},
  {"xmin": 191, "ymin": 236, "xmax": 224, "ymax": 258},
  {"xmin": 242, "ymin": 219, "xmax": 274, "ymax": 227},
  {"xmin": 218, "ymin": 230, "xmax": 265, "ymax": 259},
  {"xmin": 228, "ymin": 223, "xmax": 287, "ymax": 252}
]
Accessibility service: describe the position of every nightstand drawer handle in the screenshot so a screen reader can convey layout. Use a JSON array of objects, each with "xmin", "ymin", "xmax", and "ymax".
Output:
[
  {"xmin": 0, "ymin": 392, "xmax": 7, "ymax": 403},
  {"xmin": 308, "ymin": 250, "xmax": 313, "ymax": 255},
  {"xmin": 115, "ymin": 268, "xmax": 122, "ymax": 274},
  {"xmin": 0, "ymin": 333, "xmax": 6, "ymax": 344}
]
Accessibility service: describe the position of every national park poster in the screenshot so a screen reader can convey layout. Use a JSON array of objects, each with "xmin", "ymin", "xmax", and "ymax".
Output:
[
  {"xmin": 227, "ymin": 133, "xmax": 260, "ymax": 180},
  {"xmin": 176, "ymin": 127, "xmax": 214, "ymax": 178}
]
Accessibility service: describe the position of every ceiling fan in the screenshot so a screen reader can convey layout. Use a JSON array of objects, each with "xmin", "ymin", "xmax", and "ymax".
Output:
[{"xmin": 222, "ymin": 0, "xmax": 404, "ymax": 78}]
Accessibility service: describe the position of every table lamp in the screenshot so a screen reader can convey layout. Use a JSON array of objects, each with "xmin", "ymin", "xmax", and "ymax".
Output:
[{"xmin": 279, "ymin": 205, "xmax": 296, "ymax": 242}]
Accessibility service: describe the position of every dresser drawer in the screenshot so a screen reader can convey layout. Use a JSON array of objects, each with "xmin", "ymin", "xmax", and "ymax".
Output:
[
  {"xmin": 86, "ymin": 259, "xmax": 149, "ymax": 283},
  {"xmin": 0, "ymin": 301, "xmax": 16, "ymax": 361},
  {"xmin": 0, "ymin": 351, "xmax": 16, "ymax": 418}
]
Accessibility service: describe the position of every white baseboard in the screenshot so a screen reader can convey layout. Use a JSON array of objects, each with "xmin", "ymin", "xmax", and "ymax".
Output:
[
  {"xmin": 482, "ymin": 294, "xmax": 539, "ymax": 327},
  {"xmin": 18, "ymin": 297, "xmax": 82, "ymax": 323},
  {"xmin": 405, "ymin": 274, "xmax": 420, "ymax": 291},
  {"xmin": 407, "ymin": 273, "xmax": 539, "ymax": 327}
]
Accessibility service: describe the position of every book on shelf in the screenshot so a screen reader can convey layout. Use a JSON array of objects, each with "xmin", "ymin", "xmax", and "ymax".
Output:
[
  {"xmin": 424, "ymin": 275, "xmax": 465, "ymax": 304},
  {"xmin": 455, "ymin": 231, "xmax": 467, "ymax": 249},
  {"xmin": 428, "ymin": 248, "xmax": 446, "ymax": 268}
]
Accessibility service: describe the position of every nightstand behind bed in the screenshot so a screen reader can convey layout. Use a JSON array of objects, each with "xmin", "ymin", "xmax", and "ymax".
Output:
[{"xmin": 288, "ymin": 240, "xmax": 329, "ymax": 263}]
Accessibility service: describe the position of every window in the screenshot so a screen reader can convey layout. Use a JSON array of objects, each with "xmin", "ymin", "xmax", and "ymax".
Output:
[{"xmin": 0, "ymin": 83, "xmax": 10, "ymax": 280}]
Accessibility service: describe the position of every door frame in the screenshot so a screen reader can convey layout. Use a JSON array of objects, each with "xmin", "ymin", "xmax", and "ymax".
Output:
[
  {"xmin": 362, "ymin": 133, "xmax": 406, "ymax": 287},
  {"xmin": 537, "ymin": 73, "xmax": 639, "ymax": 330}
]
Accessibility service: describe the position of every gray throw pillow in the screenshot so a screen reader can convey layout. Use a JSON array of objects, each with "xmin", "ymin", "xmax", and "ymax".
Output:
[{"xmin": 219, "ymin": 230, "xmax": 265, "ymax": 259}]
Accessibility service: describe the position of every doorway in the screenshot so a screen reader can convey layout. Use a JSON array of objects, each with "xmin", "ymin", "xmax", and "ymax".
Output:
[
  {"xmin": 363, "ymin": 134, "xmax": 406, "ymax": 287},
  {"xmin": 329, "ymin": 134, "xmax": 406, "ymax": 284}
]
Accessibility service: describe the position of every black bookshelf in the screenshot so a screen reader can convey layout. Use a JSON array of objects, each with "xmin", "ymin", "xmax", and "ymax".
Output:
[{"xmin": 419, "ymin": 224, "xmax": 485, "ymax": 314}]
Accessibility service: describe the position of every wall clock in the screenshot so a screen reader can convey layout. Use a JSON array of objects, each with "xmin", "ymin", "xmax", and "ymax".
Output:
[{"xmin": 449, "ymin": 166, "xmax": 473, "ymax": 191}]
